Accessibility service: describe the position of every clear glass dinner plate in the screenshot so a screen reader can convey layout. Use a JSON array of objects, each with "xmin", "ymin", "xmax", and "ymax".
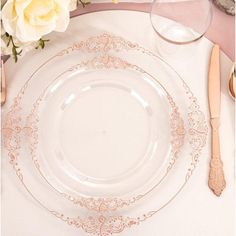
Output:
[{"xmin": 2, "ymin": 34, "xmax": 207, "ymax": 236}]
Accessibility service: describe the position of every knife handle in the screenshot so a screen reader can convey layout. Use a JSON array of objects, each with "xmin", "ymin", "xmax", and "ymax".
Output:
[{"xmin": 208, "ymin": 118, "xmax": 226, "ymax": 196}]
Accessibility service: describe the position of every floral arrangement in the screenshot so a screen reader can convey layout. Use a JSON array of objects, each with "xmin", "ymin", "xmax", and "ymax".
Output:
[{"xmin": 1, "ymin": 0, "xmax": 117, "ymax": 62}]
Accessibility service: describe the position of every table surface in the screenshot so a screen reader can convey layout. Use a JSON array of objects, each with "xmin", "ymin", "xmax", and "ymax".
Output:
[
  {"xmin": 1, "ymin": 10, "xmax": 234, "ymax": 236},
  {"xmin": 70, "ymin": 2, "xmax": 235, "ymax": 61}
]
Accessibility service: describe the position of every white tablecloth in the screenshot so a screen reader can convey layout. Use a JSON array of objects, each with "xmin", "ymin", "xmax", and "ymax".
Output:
[{"xmin": 1, "ymin": 10, "xmax": 235, "ymax": 236}]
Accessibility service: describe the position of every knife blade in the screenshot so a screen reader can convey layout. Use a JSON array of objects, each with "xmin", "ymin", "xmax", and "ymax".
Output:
[
  {"xmin": 208, "ymin": 44, "xmax": 226, "ymax": 197},
  {"xmin": 1, "ymin": 60, "xmax": 6, "ymax": 106},
  {"xmin": 208, "ymin": 45, "xmax": 221, "ymax": 118}
]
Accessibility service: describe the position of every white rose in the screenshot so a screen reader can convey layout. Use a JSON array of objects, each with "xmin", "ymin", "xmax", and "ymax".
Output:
[{"xmin": 1, "ymin": 0, "xmax": 70, "ymax": 43}]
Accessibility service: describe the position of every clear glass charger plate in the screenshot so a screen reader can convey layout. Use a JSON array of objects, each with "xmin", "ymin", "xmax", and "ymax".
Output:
[{"xmin": 2, "ymin": 34, "xmax": 208, "ymax": 236}]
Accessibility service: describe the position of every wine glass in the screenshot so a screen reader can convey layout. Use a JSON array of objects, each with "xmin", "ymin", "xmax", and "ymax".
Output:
[{"xmin": 150, "ymin": 0, "xmax": 213, "ymax": 44}]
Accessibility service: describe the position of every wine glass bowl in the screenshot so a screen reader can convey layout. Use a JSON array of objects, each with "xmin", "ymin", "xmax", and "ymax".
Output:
[{"xmin": 150, "ymin": 0, "xmax": 213, "ymax": 44}]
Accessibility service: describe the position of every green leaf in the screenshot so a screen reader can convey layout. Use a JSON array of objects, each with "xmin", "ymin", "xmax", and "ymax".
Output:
[
  {"xmin": 35, "ymin": 38, "xmax": 49, "ymax": 49},
  {"xmin": 5, "ymin": 34, "xmax": 22, "ymax": 62},
  {"xmin": 78, "ymin": 0, "xmax": 90, "ymax": 8}
]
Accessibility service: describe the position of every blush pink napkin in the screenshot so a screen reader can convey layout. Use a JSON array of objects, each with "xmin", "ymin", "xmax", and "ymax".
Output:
[{"xmin": 71, "ymin": 3, "xmax": 235, "ymax": 61}]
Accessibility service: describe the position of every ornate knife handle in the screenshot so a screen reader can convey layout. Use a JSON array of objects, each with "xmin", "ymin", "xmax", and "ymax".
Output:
[{"xmin": 208, "ymin": 118, "xmax": 226, "ymax": 196}]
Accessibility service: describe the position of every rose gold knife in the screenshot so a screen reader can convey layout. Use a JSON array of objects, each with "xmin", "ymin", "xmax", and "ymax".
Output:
[
  {"xmin": 1, "ymin": 60, "xmax": 7, "ymax": 106},
  {"xmin": 208, "ymin": 44, "xmax": 226, "ymax": 196}
]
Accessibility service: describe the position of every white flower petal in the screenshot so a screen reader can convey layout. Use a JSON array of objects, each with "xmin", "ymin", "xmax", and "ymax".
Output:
[
  {"xmin": 56, "ymin": 0, "xmax": 71, "ymax": 9},
  {"xmin": 1, "ymin": 0, "xmax": 71, "ymax": 42},
  {"xmin": 1, "ymin": 0, "xmax": 17, "ymax": 36},
  {"xmin": 69, "ymin": 0, "xmax": 78, "ymax": 11},
  {"xmin": 54, "ymin": 5, "xmax": 70, "ymax": 32},
  {"xmin": 16, "ymin": 17, "xmax": 56, "ymax": 42},
  {"xmin": 14, "ymin": 0, "xmax": 32, "ymax": 15}
]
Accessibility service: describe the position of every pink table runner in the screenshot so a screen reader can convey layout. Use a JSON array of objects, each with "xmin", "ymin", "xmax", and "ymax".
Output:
[{"xmin": 71, "ymin": 3, "xmax": 235, "ymax": 61}]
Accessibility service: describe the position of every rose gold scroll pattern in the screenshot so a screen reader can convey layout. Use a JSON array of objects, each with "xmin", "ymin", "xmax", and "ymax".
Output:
[
  {"xmin": 25, "ymin": 55, "xmax": 185, "ymax": 212},
  {"xmin": 2, "ymin": 34, "xmax": 208, "ymax": 236}
]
